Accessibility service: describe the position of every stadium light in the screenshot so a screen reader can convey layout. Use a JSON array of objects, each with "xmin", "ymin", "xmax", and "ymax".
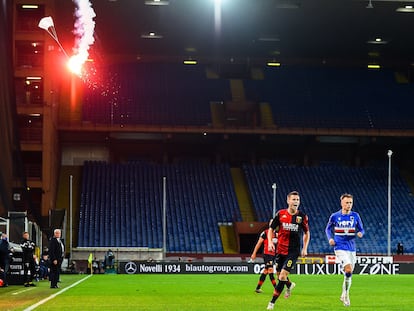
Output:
[
  {"xmin": 26, "ymin": 76, "xmax": 42, "ymax": 80},
  {"xmin": 396, "ymin": 5, "xmax": 414, "ymax": 12},
  {"xmin": 183, "ymin": 59, "xmax": 198, "ymax": 65},
  {"xmin": 141, "ymin": 32, "xmax": 163, "ymax": 39},
  {"xmin": 22, "ymin": 4, "xmax": 39, "ymax": 9},
  {"xmin": 367, "ymin": 64, "xmax": 381, "ymax": 69},
  {"xmin": 145, "ymin": 0, "xmax": 169, "ymax": 6},
  {"xmin": 267, "ymin": 62, "xmax": 281, "ymax": 67}
]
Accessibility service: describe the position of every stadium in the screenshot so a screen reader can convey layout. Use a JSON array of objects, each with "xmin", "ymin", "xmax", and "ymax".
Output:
[{"xmin": 1, "ymin": 0, "xmax": 414, "ymax": 310}]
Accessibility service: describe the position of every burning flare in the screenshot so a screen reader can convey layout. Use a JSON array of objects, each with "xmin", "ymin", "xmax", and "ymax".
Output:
[{"xmin": 68, "ymin": 0, "xmax": 96, "ymax": 76}]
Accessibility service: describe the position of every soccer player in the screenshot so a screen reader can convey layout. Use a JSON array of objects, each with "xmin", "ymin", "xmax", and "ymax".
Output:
[
  {"xmin": 250, "ymin": 220, "xmax": 277, "ymax": 293},
  {"xmin": 325, "ymin": 193, "xmax": 365, "ymax": 307},
  {"xmin": 266, "ymin": 191, "xmax": 310, "ymax": 310}
]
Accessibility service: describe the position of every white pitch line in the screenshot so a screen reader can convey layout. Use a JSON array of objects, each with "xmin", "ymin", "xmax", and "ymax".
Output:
[
  {"xmin": 12, "ymin": 287, "xmax": 35, "ymax": 295},
  {"xmin": 23, "ymin": 275, "xmax": 93, "ymax": 311}
]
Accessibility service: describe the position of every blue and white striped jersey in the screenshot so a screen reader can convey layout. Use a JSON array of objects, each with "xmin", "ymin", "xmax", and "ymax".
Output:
[{"xmin": 325, "ymin": 210, "xmax": 365, "ymax": 252}]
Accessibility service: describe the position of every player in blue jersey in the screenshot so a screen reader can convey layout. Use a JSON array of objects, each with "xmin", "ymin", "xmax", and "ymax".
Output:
[{"xmin": 325, "ymin": 193, "xmax": 365, "ymax": 307}]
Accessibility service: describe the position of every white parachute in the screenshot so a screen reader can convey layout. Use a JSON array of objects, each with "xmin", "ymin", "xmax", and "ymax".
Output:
[
  {"xmin": 38, "ymin": 16, "xmax": 69, "ymax": 58},
  {"xmin": 38, "ymin": 0, "xmax": 96, "ymax": 76}
]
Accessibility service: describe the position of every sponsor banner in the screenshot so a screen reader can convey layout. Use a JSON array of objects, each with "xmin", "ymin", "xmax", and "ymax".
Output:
[
  {"xmin": 325, "ymin": 255, "xmax": 393, "ymax": 264},
  {"xmin": 296, "ymin": 257, "xmax": 325, "ymax": 264},
  {"xmin": 119, "ymin": 262, "xmax": 252, "ymax": 274},
  {"xmin": 119, "ymin": 261, "xmax": 414, "ymax": 275},
  {"xmin": 294, "ymin": 263, "xmax": 414, "ymax": 275}
]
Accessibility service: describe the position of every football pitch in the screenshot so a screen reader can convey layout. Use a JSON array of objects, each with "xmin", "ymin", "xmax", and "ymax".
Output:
[{"xmin": 1, "ymin": 274, "xmax": 413, "ymax": 311}]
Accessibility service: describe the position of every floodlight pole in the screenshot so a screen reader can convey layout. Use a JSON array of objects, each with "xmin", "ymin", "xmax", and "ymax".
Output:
[
  {"xmin": 272, "ymin": 183, "xmax": 277, "ymax": 217},
  {"xmin": 387, "ymin": 150, "xmax": 393, "ymax": 256},
  {"xmin": 69, "ymin": 175, "xmax": 73, "ymax": 260},
  {"xmin": 162, "ymin": 177, "xmax": 167, "ymax": 260}
]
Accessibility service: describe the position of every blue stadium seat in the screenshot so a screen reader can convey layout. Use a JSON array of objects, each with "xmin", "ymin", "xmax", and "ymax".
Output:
[
  {"xmin": 78, "ymin": 160, "xmax": 240, "ymax": 253},
  {"xmin": 243, "ymin": 161, "xmax": 414, "ymax": 254},
  {"xmin": 78, "ymin": 160, "xmax": 414, "ymax": 254}
]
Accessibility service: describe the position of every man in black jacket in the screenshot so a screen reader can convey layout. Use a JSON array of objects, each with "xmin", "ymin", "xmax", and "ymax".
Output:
[
  {"xmin": 48, "ymin": 229, "xmax": 64, "ymax": 289},
  {"xmin": 21, "ymin": 232, "xmax": 36, "ymax": 287},
  {"xmin": 0, "ymin": 233, "xmax": 10, "ymax": 287}
]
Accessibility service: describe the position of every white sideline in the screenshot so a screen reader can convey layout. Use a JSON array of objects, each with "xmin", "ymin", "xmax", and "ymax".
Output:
[
  {"xmin": 23, "ymin": 275, "xmax": 93, "ymax": 311},
  {"xmin": 12, "ymin": 287, "xmax": 35, "ymax": 295}
]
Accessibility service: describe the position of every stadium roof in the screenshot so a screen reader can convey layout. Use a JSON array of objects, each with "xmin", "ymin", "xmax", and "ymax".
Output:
[{"xmin": 58, "ymin": 0, "xmax": 414, "ymax": 68}]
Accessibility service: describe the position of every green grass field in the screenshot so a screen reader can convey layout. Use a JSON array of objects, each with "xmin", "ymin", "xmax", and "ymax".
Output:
[{"xmin": 1, "ymin": 274, "xmax": 413, "ymax": 311}]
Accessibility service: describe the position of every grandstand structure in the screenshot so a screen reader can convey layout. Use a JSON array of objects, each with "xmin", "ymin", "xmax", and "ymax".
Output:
[
  {"xmin": 1, "ymin": 0, "xmax": 414, "ymax": 264},
  {"xmin": 76, "ymin": 159, "xmax": 414, "ymax": 256},
  {"xmin": 80, "ymin": 64, "xmax": 414, "ymax": 130},
  {"xmin": 244, "ymin": 160, "xmax": 414, "ymax": 254},
  {"xmin": 78, "ymin": 160, "xmax": 241, "ymax": 253}
]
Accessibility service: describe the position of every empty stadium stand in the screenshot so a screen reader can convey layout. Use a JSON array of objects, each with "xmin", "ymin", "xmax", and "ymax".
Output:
[
  {"xmin": 78, "ymin": 160, "xmax": 241, "ymax": 253},
  {"xmin": 244, "ymin": 67, "xmax": 414, "ymax": 129},
  {"xmin": 81, "ymin": 65, "xmax": 414, "ymax": 129},
  {"xmin": 243, "ymin": 160, "xmax": 414, "ymax": 254},
  {"xmin": 82, "ymin": 63, "xmax": 230, "ymax": 126},
  {"xmin": 79, "ymin": 159, "xmax": 413, "ymax": 255}
]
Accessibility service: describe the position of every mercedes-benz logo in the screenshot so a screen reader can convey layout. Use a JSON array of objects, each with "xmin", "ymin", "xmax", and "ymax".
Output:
[{"xmin": 124, "ymin": 261, "xmax": 137, "ymax": 274}]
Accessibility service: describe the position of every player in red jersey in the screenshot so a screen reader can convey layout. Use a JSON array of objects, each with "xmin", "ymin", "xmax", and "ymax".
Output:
[
  {"xmin": 266, "ymin": 191, "xmax": 310, "ymax": 310},
  {"xmin": 250, "ymin": 220, "xmax": 278, "ymax": 293}
]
